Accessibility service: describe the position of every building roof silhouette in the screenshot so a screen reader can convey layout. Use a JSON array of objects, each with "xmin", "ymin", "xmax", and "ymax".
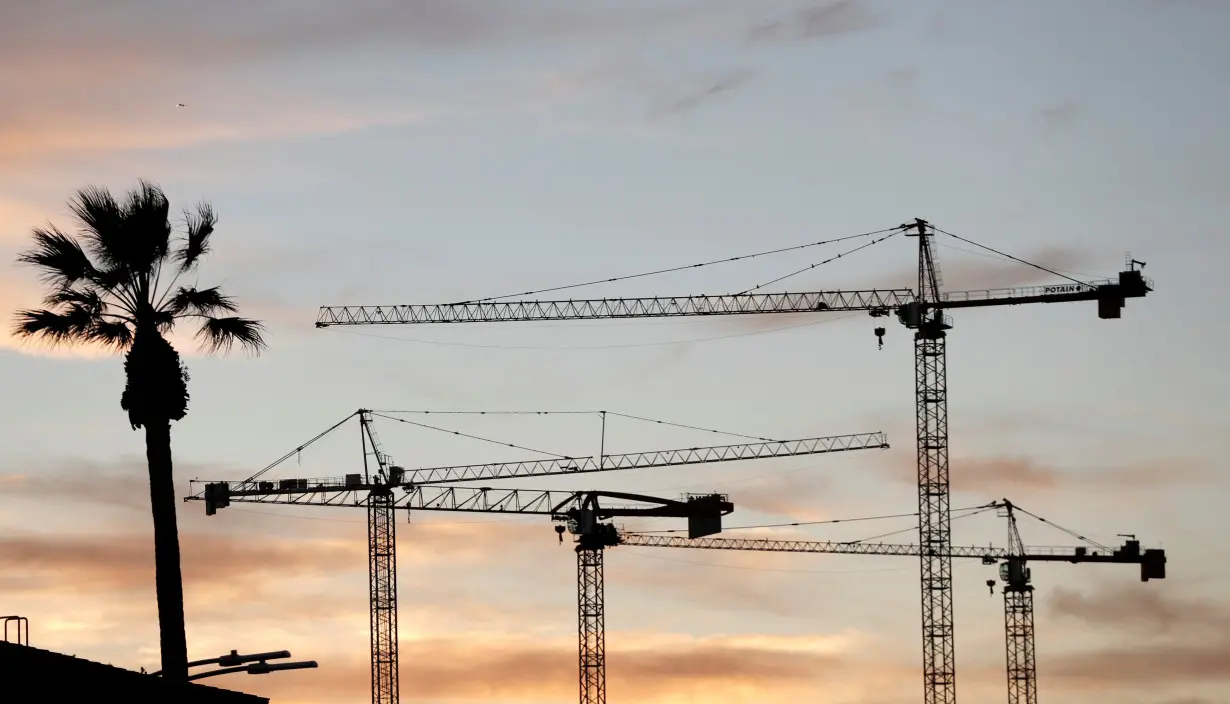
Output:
[{"xmin": 0, "ymin": 641, "xmax": 270, "ymax": 704}]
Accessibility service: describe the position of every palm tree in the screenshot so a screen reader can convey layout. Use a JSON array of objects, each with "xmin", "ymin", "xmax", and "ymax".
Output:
[{"xmin": 12, "ymin": 180, "xmax": 266, "ymax": 682}]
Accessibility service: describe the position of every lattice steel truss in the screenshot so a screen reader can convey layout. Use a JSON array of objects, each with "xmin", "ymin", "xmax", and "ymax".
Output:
[
  {"xmin": 916, "ymin": 330, "xmax": 956, "ymax": 703},
  {"xmin": 316, "ymin": 290, "xmax": 914, "ymax": 325},
  {"xmin": 577, "ymin": 545, "xmax": 606, "ymax": 704},
  {"xmin": 368, "ymin": 489, "xmax": 398, "ymax": 704},
  {"xmin": 912, "ymin": 219, "xmax": 957, "ymax": 704},
  {"xmin": 1004, "ymin": 584, "xmax": 1037, "ymax": 704}
]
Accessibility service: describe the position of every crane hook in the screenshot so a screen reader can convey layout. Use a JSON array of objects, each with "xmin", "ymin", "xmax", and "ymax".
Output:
[
  {"xmin": 874, "ymin": 326, "xmax": 886, "ymax": 350},
  {"xmin": 555, "ymin": 524, "xmax": 566, "ymax": 544},
  {"xmin": 986, "ymin": 579, "xmax": 996, "ymax": 596}
]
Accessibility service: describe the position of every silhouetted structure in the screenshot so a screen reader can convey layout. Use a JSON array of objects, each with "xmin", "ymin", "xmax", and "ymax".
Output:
[
  {"xmin": 187, "ymin": 409, "xmax": 886, "ymax": 704},
  {"xmin": 319, "ymin": 218, "xmax": 1153, "ymax": 703},
  {"xmin": 558, "ymin": 491, "xmax": 732, "ymax": 704},
  {"xmin": 0, "ymin": 641, "xmax": 268, "ymax": 704}
]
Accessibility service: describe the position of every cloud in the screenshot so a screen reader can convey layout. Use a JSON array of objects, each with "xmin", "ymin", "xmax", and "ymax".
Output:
[
  {"xmin": 0, "ymin": 1, "xmax": 726, "ymax": 65},
  {"xmin": 847, "ymin": 67, "xmax": 920, "ymax": 124},
  {"xmin": 0, "ymin": 531, "xmax": 363, "ymax": 596},
  {"xmin": 725, "ymin": 473, "xmax": 833, "ymax": 519},
  {"xmin": 1047, "ymin": 642, "xmax": 1230, "ymax": 687},
  {"xmin": 1034, "ymin": 584, "xmax": 1230, "ymax": 691},
  {"xmin": 540, "ymin": 55, "xmax": 756, "ymax": 124},
  {"xmin": 240, "ymin": 630, "xmax": 894, "ymax": 703},
  {"xmin": 748, "ymin": 1, "xmax": 884, "ymax": 43},
  {"xmin": 648, "ymin": 69, "xmax": 756, "ymax": 118},
  {"xmin": 0, "ymin": 198, "xmax": 61, "ymax": 244},
  {"xmin": 1048, "ymin": 583, "xmax": 1230, "ymax": 636},
  {"xmin": 911, "ymin": 245, "xmax": 1096, "ymax": 292},
  {"xmin": 0, "ymin": 1, "xmax": 763, "ymax": 163},
  {"xmin": 613, "ymin": 547, "xmax": 819, "ymax": 617},
  {"xmin": 1039, "ymin": 99, "xmax": 1083, "ymax": 138},
  {"xmin": 879, "ymin": 451, "xmax": 1207, "ymax": 496},
  {"xmin": 0, "ymin": 96, "xmax": 427, "ymax": 164}
]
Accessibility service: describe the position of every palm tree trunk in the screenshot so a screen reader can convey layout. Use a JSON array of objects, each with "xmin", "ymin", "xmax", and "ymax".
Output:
[{"xmin": 145, "ymin": 417, "xmax": 188, "ymax": 681}]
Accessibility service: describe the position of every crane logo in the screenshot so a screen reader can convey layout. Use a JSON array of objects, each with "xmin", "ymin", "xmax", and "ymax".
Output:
[{"xmin": 1043, "ymin": 283, "xmax": 1093, "ymax": 294}]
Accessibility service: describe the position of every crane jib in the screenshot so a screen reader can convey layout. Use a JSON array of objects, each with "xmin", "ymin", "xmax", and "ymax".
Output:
[{"xmin": 315, "ymin": 269, "xmax": 1151, "ymax": 327}]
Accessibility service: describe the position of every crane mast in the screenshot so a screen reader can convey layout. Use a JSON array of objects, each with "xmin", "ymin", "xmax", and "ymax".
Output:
[
  {"xmin": 906, "ymin": 219, "xmax": 958, "ymax": 703},
  {"xmin": 359, "ymin": 412, "xmax": 399, "ymax": 704},
  {"xmin": 997, "ymin": 500, "xmax": 1034, "ymax": 704},
  {"xmin": 557, "ymin": 492, "xmax": 734, "ymax": 704},
  {"xmin": 315, "ymin": 220, "xmax": 1153, "ymax": 703},
  {"xmin": 188, "ymin": 414, "xmax": 883, "ymax": 704}
]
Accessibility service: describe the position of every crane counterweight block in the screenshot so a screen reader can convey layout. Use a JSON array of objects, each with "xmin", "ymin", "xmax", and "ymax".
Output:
[
  {"xmin": 203, "ymin": 481, "xmax": 230, "ymax": 515},
  {"xmin": 1140, "ymin": 548, "xmax": 1167, "ymax": 581}
]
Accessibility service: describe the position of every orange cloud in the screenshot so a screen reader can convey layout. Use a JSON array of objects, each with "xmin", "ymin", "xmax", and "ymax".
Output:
[
  {"xmin": 1047, "ymin": 643, "xmax": 1230, "ymax": 688},
  {"xmin": 1048, "ymin": 583, "xmax": 1230, "ymax": 636},
  {"xmin": 1034, "ymin": 583, "xmax": 1230, "ymax": 691},
  {"xmin": 237, "ymin": 631, "xmax": 902, "ymax": 704},
  {"xmin": 0, "ymin": 105, "xmax": 427, "ymax": 165},
  {"xmin": 0, "ymin": 2, "xmax": 774, "ymax": 168},
  {"xmin": 0, "ymin": 532, "xmax": 363, "ymax": 596},
  {"xmin": 878, "ymin": 449, "xmax": 1207, "ymax": 496}
]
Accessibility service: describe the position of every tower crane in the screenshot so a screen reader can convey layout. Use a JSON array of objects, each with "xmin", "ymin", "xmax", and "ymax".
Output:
[
  {"xmin": 601, "ymin": 499, "xmax": 1165, "ymax": 704},
  {"xmin": 315, "ymin": 219, "xmax": 1153, "ymax": 704},
  {"xmin": 185, "ymin": 409, "xmax": 887, "ymax": 704},
  {"xmin": 553, "ymin": 491, "xmax": 733, "ymax": 704}
]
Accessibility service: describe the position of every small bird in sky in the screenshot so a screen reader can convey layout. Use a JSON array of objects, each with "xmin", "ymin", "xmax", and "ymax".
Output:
[{"xmin": 176, "ymin": 103, "xmax": 186, "ymax": 108}]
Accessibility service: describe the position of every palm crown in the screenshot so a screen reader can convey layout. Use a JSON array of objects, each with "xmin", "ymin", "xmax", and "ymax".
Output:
[{"xmin": 13, "ymin": 180, "xmax": 265, "ymax": 427}]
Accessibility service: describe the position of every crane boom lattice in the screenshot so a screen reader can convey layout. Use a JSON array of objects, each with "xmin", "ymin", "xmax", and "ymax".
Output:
[{"xmin": 401, "ymin": 432, "xmax": 887, "ymax": 484}]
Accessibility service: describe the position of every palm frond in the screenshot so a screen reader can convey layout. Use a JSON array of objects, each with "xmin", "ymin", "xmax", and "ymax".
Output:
[
  {"xmin": 68, "ymin": 186, "xmax": 124, "ymax": 268},
  {"xmin": 125, "ymin": 179, "xmax": 173, "ymax": 267},
  {"xmin": 87, "ymin": 319, "xmax": 134, "ymax": 350},
  {"xmin": 12, "ymin": 306, "xmax": 102, "ymax": 346},
  {"xmin": 152, "ymin": 309, "xmax": 176, "ymax": 335},
  {"xmin": 91, "ymin": 264, "xmax": 137, "ymax": 299},
  {"xmin": 164, "ymin": 286, "xmax": 237, "ymax": 317},
  {"xmin": 17, "ymin": 227, "xmax": 101, "ymax": 288},
  {"xmin": 195, "ymin": 316, "xmax": 267, "ymax": 355},
  {"xmin": 176, "ymin": 202, "xmax": 216, "ymax": 272},
  {"xmin": 70, "ymin": 181, "xmax": 171, "ymax": 282},
  {"xmin": 43, "ymin": 287, "xmax": 105, "ymax": 315}
]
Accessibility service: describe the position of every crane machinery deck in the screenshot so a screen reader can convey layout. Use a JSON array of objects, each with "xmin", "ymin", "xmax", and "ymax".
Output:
[
  {"xmin": 186, "ymin": 409, "xmax": 886, "ymax": 704},
  {"xmin": 315, "ymin": 219, "xmax": 1153, "ymax": 704}
]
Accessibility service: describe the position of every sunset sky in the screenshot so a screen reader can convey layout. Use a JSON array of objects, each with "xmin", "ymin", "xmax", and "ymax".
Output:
[{"xmin": 1, "ymin": 1, "xmax": 1228, "ymax": 702}]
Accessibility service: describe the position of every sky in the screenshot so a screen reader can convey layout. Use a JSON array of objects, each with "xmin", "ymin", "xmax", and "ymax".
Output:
[{"xmin": 0, "ymin": 0, "xmax": 1227, "ymax": 702}]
